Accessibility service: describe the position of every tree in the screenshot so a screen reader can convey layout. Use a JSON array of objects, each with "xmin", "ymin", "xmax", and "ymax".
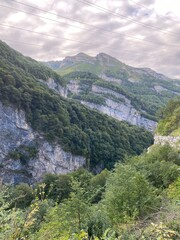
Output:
[
  {"xmin": 42, "ymin": 173, "xmax": 72, "ymax": 203},
  {"xmin": 129, "ymin": 145, "xmax": 180, "ymax": 188},
  {"xmin": 35, "ymin": 179, "xmax": 91, "ymax": 239},
  {"xmin": 60, "ymin": 179, "xmax": 90, "ymax": 232},
  {"xmin": 104, "ymin": 164, "xmax": 159, "ymax": 224},
  {"xmin": 10, "ymin": 183, "xmax": 34, "ymax": 209}
]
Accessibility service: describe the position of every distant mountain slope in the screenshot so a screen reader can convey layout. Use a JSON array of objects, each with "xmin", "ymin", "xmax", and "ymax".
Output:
[
  {"xmin": 157, "ymin": 97, "xmax": 180, "ymax": 136},
  {"xmin": 0, "ymin": 40, "xmax": 153, "ymax": 184},
  {"xmin": 153, "ymin": 97, "xmax": 180, "ymax": 151},
  {"xmin": 0, "ymin": 40, "xmax": 64, "ymax": 86},
  {"xmin": 43, "ymin": 53, "xmax": 180, "ymax": 130}
]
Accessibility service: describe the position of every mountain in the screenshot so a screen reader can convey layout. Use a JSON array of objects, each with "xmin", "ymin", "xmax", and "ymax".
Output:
[
  {"xmin": 43, "ymin": 52, "xmax": 126, "ymax": 76},
  {"xmin": 0, "ymin": 40, "xmax": 153, "ymax": 184},
  {"xmin": 43, "ymin": 53, "xmax": 180, "ymax": 130}
]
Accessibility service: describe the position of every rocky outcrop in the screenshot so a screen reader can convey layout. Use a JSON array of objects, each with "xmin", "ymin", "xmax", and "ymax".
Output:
[
  {"xmin": 81, "ymin": 98, "xmax": 157, "ymax": 131},
  {"xmin": 99, "ymin": 74, "xmax": 122, "ymax": 84},
  {"xmin": 37, "ymin": 78, "xmax": 157, "ymax": 131},
  {"xmin": 154, "ymin": 135, "xmax": 180, "ymax": 150},
  {"xmin": 67, "ymin": 80, "xmax": 81, "ymax": 94},
  {"xmin": 92, "ymin": 85, "xmax": 130, "ymax": 104},
  {"xmin": 38, "ymin": 78, "xmax": 67, "ymax": 97},
  {"xmin": 84, "ymin": 85, "xmax": 157, "ymax": 131},
  {"xmin": 0, "ymin": 102, "xmax": 85, "ymax": 185}
]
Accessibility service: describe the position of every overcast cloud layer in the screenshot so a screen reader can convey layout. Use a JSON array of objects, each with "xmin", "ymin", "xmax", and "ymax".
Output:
[{"xmin": 0, "ymin": 0, "xmax": 180, "ymax": 79}]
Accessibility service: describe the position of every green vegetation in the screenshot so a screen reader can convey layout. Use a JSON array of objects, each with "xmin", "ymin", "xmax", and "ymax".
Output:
[
  {"xmin": 157, "ymin": 97, "xmax": 180, "ymax": 135},
  {"xmin": 52, "ymin": 54, "xmax": 180, "ymax": 122},
  {"xmin": 104, "ymin": 164, "xmax": 159, "ymax": 223},
  {"xmin": 0, "ymin": 42, "xmax": 179, "ymax": 239},
  {"xmin": 57, "ymin": 61, "xmax": 107, "ymax": 76},
  {"xmin": 64, "ymin": 71, "xmax": 100, "ymax": 81},
  {"xmin": 0, "ymin": 144, "xmax": 179, "ymax": 239},
  {"xmin": 0, "ymin": 41, "xmax": 64, "ymax": 86},
  {"xmin": 62, "ymin": 69, "xmax": 180, "ymax": 122},
  {"xmin": 0, "ymin": 40, "xmax": 153, "ymax": 170},
  {"xmin": 72, "ymin": 93, "xmax": 106, "ymax": 105},
  {"xmin": 8, "ymin": 145, "xmax": 38, "ymax": 164}
]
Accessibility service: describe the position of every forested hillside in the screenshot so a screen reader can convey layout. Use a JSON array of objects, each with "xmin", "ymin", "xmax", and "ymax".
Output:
[
  {"xmin": 157, "ymin": 97, "xmax": 180, "ymax": 136},
  {"xmin": 44, "ymin": 53, "xmax": 180, "ymax": 123},
  {"xmin": 0, "ymin": 40, "xmax": 153, "ymax": 170},
  {"xmin": 0, "ymin": 41, "xmax": 179, "ymax": 239},
  {"xmin": 0, "ymin": 142, "xmax": 179, "ymax": 239}
]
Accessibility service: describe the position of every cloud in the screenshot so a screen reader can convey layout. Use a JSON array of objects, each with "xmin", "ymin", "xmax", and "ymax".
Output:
[{"xmin": 0, "ymin": 0, "xmax": 179, "ymax": 79}]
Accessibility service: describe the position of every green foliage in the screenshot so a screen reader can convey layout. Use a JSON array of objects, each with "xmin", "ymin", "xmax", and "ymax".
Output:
[
  {"xmin": 1, "ymin": 141, "xmax": 180, "ymax": 239},
  {"xmin": 0, "ymin": 184, "xmax": 49, "ymax": 240},
  {"xmin": 90, "ymin": 169, "xmax": 110, "ymax": 203},
  {"xmin": 72, "ymin": 92, "xmax": 106, "ymax": 105},
  {"xmin": 104, "ymin": 164, "xmax": 159, "ymax": 224},
  {"xmin": 60, "ymin": 179, "xmax": 90, "ymax": 231},
  {"xmin": 42, "ymin": 173, "xmax": 72, "ymax": 203},
  {"xmin": 8, "ymin": 145, "xmax": 38, "ymax": 164},
  {"xmin": 34, "ymin": 179, "xmax": 91, "ymax": 239},
  {"xmin": 9, "ymin": 183, "xmax": 34, "ymax": 209},
  {"xmin": 0, "ymin": 40, "xmax": 64, "ymax": 85},
  {"xmin": 64, "ymin": 71, "xmax": 100, "ymax": 81},
  {"xmin": 129, "ymin": 145, "xmax": 180, "ymax": 189},
  {"xmin": 87, "ymin": 204, "xmax": 111, "ymax": 239},
  {"xmin": 56, "ymin": 56, "xmax": 180, "ymax": 121},
  {"xmin": 1, "ymin": 42, "xmax": 180, "ymax": 240},
  {"xmin": 167, "ymin": 178, "xmax": 180, "ymax": 202},
  {"xmin": 0, "ymin": 40, "xmax": 153, "ymax": 170},
  {"xmin": 91, "ymin": 169, "xmax": 110, "ymax": 187},
  {"xmin": 157, "ymin": 97, "xmax": 180, "ymax": 135}
]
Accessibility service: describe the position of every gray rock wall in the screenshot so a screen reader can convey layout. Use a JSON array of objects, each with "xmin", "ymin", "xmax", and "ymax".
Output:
[
  {"xmin": 37, "ymin": 78, "xmax": 157, "ymax": 131},
  {"xmin": 154, "ymin": 135, "xmax": 180, "ymax": 150},
  {"xmin": 81, "ymin": 99, "xmax": 156, "ymax": 131},
  {"xmin": 0, "ymin": 102, "xmax": 85, "ymax": 184}
]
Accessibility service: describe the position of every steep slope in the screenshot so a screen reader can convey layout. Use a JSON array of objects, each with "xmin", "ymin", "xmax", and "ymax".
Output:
[
  {"xmin": 0, "ymin": 40, "xmax": 153, "ymax": 184},
  {"xmin": 44, "ymin": 53, "xmax": 180, "ymax": 130},
  {"xmin": 44, "ymin": 52, "xmax": 131, "ymax": 76},
  {"xmin": 157, "ymin": 97, "xmax": 180, "ymax": 136},
  {"xmin": 154, "ymin": 97, "xmax": 180, "ymax": 150}
]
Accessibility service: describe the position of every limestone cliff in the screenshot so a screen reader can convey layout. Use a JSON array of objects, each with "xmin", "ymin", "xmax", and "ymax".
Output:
[
  {"xmin": 0, "ymin": 102, "xmax": 85, "ymax": 185},
  {"xmin": 154, "ymin": 135, "xmax": 180, "ymax": 150},
  {"xmin": 41, "ymin": 79, "xmax": 157, "ymax": 131},
  {"xmin": 43, "ymin": 53, "xmax": 180, "ymax": 131},
  {"xmin": 81, "ymin": 99, "xmax": 156, "ymax": 131}
]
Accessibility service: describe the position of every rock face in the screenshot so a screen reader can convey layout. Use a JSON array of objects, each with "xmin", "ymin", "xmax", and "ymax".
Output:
[
  {"xmin": 81, "ymin": 99, "xmax": 157, "ymax": 131},
  {"xmin": 38, "ymin": 78, "xmax": 157, "ymax": 131},
  {"xmin": 0, "ymin": 102, "xmax": 85, "ymax": 185},
  {"xmin": 67, "ymin": 83, "xmax": 157, "ymax": 131},
  {"xmin": 41, "ymin": 53, "xmax": 180, "ymax": 131},
  {"xmin": 154, "ymin": 135, "xmax": 180, "ymax": 150},
  {"xmin": 38, "ymin": 78, "xmax": 67, "ymax": 97}
]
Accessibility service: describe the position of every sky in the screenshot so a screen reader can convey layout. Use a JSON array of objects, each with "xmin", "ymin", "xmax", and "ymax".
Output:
[{"xmin": 0, "ymin": 0, "xmax": 180, "ymax": 79}]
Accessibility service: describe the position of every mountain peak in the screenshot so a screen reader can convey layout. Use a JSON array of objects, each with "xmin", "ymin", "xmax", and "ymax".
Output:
[
  {"xmin": 76, "ymin": 52, "xmax": 90, "ymax": 58},
  {"xmin": 96, "ymin": 52, "xmax": 124, "ymax": 65}
]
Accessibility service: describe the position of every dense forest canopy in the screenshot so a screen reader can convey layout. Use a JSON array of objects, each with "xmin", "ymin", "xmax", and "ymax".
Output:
[
  {"xmin": 0, "ymin": 40, "xmax": 179, "ymax": 239},
  {"xmin": 62, "ymin": 70, "xmax": 180, "ymax": 122},
  {"xmin": 44, "ymin": 52, "xmax": 180, "ymax": 122},
  {"xmin": 0, "ymin": 40, "xmax": 153, "ymax": 169},
  {"xmin": 0, "ymin": 144, "xmax": 179, "ymax": 239}
]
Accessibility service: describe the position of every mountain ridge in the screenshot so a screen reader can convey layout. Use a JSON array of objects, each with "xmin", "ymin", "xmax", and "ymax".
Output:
[
  {"xmin": 42, "ymin": 52, "xmax": 180, "ymax": 130},
  {"xmin": 43, "ymin": 52, "xmax": 171, "ymax": 80},
  {"xmin": 0, "ymin": 40, "xmax": 153, "ymax": 184}
]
